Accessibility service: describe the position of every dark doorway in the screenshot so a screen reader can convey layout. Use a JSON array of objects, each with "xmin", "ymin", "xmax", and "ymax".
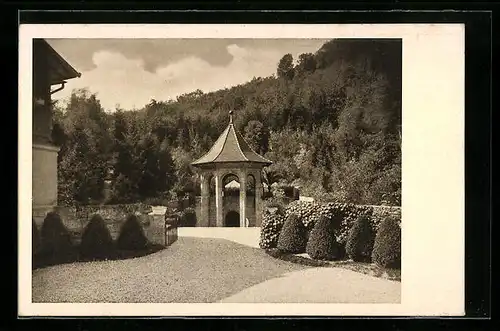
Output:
[{"xmin": 225, "ymin": 211, "xmax": 240, "ymax": 227}]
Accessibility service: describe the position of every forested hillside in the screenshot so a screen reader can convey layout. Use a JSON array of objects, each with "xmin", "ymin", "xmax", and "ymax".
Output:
[{"xmin": 52, "ymin": 39, "xmax": 402, "ymax": 206}]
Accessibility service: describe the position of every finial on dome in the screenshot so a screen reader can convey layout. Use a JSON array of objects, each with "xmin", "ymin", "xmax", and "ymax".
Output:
[{"xmin": 229, "ymin": 110, "xmax": 234, "ymax": 123}]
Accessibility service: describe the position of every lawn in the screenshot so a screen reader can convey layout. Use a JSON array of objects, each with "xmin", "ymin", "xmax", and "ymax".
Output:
[{"xmin": 265, "ymin": 248, "xmax": 401, "ymax": 282}]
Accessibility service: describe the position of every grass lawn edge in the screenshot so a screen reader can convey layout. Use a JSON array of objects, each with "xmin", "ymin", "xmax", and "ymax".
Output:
[{"xmin": 265, "ymin": 248, "xmax": 401, "ymax": 282}]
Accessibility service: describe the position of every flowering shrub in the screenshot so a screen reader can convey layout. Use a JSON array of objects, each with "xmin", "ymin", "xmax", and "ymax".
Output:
[
  {"xmin": 284, "ymin": 201, "xmax": 373, "ymax": 243},
  {"xmin": 259, "ymin": 209, "xmax": 286, "ymax": 249}
]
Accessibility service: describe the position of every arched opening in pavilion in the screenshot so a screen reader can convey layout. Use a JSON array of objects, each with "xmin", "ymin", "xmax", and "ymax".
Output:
[
  {"xmin": 223, "ymin": 173, "xmax": 240, "ymax": 197},
  {"xmin": 225, "ymin": 211, "xmax": 240, "ymax": 227}
]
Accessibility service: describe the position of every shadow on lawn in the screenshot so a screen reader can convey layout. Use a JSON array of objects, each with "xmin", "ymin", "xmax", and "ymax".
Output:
[{"xmin": 33, "ymin": 244, "xmax": 166, "ymax": 270}]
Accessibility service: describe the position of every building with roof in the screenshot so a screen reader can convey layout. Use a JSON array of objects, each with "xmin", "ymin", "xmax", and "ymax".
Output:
[
  {"xmin": 191, "ymin": 111, "xmax": 272, "ymax": 227},
  {"xmin": 32, "ymin": 39, "xmax": 81, "ymax": 213}
]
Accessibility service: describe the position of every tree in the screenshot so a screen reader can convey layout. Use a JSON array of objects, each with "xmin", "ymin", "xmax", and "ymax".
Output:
[
  {"xmin": 137, "ymin": 135, "xmax": 164, "ymax": 198},
  {"xmin": 277, "ymin": 54, "xmax": 295, "ymax": 80},
  {"xmin": 54, "ymin": 39, "xmax": 402, "ymax": 207},
  {"xmin": 171, "ymin": 146, "xmax": 196, "ymax": 196},
  {"xmin": 110, "ymin": 110, "xmax": 137, "ymax": 203},
  {"xmin": 296, "ymin": 53, "xmax": 317, "ymax": 75},
  {"xmin": 57, "ymin": 89, "xmax": 112, "ymax": 205},
  {"xmin": 158, "ymin": 138, "xmax": 176, "ymax": 194},
  {"xmin": 243, "ymin": 120, "xmax": 269, "ymax": 155}
]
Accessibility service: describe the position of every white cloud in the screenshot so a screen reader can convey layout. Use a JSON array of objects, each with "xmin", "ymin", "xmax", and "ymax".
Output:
[{"xmin": 53, "ymin": 44, "xmax": 305, "ymax": 111}]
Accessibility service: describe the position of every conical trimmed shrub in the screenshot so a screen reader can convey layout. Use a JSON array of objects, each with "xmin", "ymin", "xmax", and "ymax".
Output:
[
  {"xmin": 32, "ymin": 219, "xmax": 41, "ymax": 258},
  {"xmin": 277, "ymin": 213, "xmax": 307, "ymax": 253},
  {"xmin": 346, "ymin": 215, "xmax": 376, "ymax": 262},
  {"xmin": 372, "ymin": 217, "xmax": 401, "ymax": 268},
  {"xmin": 306, "ymin": 215, "xmax": 340, "ymax": 261},
  {"xmin": 116, "ymin": 214, "xmax": 148, "ymax": 250},
  {"xmin": 40, "ymin": 212, "xmax": 75, "ymax": 264},
  {"xmin": 80, "ymin": 214, "xmax": 115, "ymax": 260}
]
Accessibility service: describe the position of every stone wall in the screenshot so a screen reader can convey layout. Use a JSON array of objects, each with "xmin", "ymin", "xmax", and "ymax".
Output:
[
  {"xmin": 361, "ymin": 205, "xmax": 401, "ymax": 219},
  {"xmin": 33, "ymin": 203, "xmax": 172, "ymax": 247}
]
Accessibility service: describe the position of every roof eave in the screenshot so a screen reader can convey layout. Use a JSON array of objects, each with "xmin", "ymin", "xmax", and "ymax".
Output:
[
  {"xmin": 42, "ymin": 39, "xmax": 81, "ymax": 84},
  {"xmin": 191, "ymin": 160, "xmax": 272, "ymax": 168}
]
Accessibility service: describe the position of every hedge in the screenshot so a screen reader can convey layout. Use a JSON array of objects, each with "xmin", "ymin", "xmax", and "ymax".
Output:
[
  {"xmin": 284, "ymin": 201, "xmax": 373, "ymax": 244},
  {"xmin": 39, "ymin": 212, "xmax": 75, "ymax": 264},
  {"xmin": 32, "ymin": 219, "xmax": 41, "ymax": 258},
  {"xmin": 345, "ymin": 215, "xmax": 376, "ymax": 262},
  {"xmin": 372, "ymin": 217, "xmax": 401, "ymax": 268},
  {"xmin": 306, "ymin": 215, "xmax": 341, "ymax": 261},
  {"xmin": 80, "ymin": 214, "xmax": 115, "ymax": 260},
  {"xmin": 116, "ymin": 214, "xmax": 149, "ymax": 250},
  {"xmin": 277, "ymin": 213, "xmax": 308, "ymax": 253}
]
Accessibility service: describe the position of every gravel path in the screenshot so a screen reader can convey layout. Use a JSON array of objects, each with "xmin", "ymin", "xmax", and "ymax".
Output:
[
  {"xmin": 32, "ymin": 236, "xmax": 307, "ymax": 303},
  {"xmin": 219, "ymin": 267, "xmax": 401, "ymax": 303},
  {"xmin": 32, "ymin": 228, "xmax": 400, "ymax": 303}
]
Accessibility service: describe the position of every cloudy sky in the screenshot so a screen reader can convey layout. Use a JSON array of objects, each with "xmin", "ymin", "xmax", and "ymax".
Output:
[{"xmin": 47, "ymin": 38, "xmax": 329, "ymax": 111}]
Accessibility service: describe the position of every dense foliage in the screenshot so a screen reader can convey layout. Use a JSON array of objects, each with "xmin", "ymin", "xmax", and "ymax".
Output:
[
  {"xmin": 277, "ymin": 213, "xmax": 308, "ymax": 253},
  {"xmin": 53, "ymin": 39, "xmax": 401, "ymax": 206},
  {"xmin": 306, "ymin": 215, "xmax": 341, "ymax": 261},
  {"xmin": 372, "ymin": 217, "xmax": 401, "ymax": 268},
  {"xmin": 345, "ymin": 215, "xmax": 376, "ymax": 262},
  {"xmin": 79, "ymin": 214, "xmax": 115, "ymax": 260},
  {"xmin": 179, "ymin": 207, "xmax": 197, "ymax": 227},
  {"xmin": 284, "ymin": 200, "xmax": 373, "ymax": 243}
]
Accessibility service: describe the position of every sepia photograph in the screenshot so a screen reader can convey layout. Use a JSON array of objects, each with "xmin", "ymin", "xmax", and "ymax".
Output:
[{"xmin": 19, "ymin": 24, "xmax": 464, "ymax": 316}]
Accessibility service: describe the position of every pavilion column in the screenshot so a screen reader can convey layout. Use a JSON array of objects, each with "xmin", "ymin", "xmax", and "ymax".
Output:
[
  {"xmin": 215, "ymin": 172, "xmax": 224, "ymax": 227},
  {"xmin": 200, "ymin": 172, "xmax": 210, "ymax": 227},
  {"xmin": 239, "ymin": 169, "xmax": 247, "ymax": 227},
  {"xmin": 255, "ymin": 170, "xmax": 264, "ymax": 227}
]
